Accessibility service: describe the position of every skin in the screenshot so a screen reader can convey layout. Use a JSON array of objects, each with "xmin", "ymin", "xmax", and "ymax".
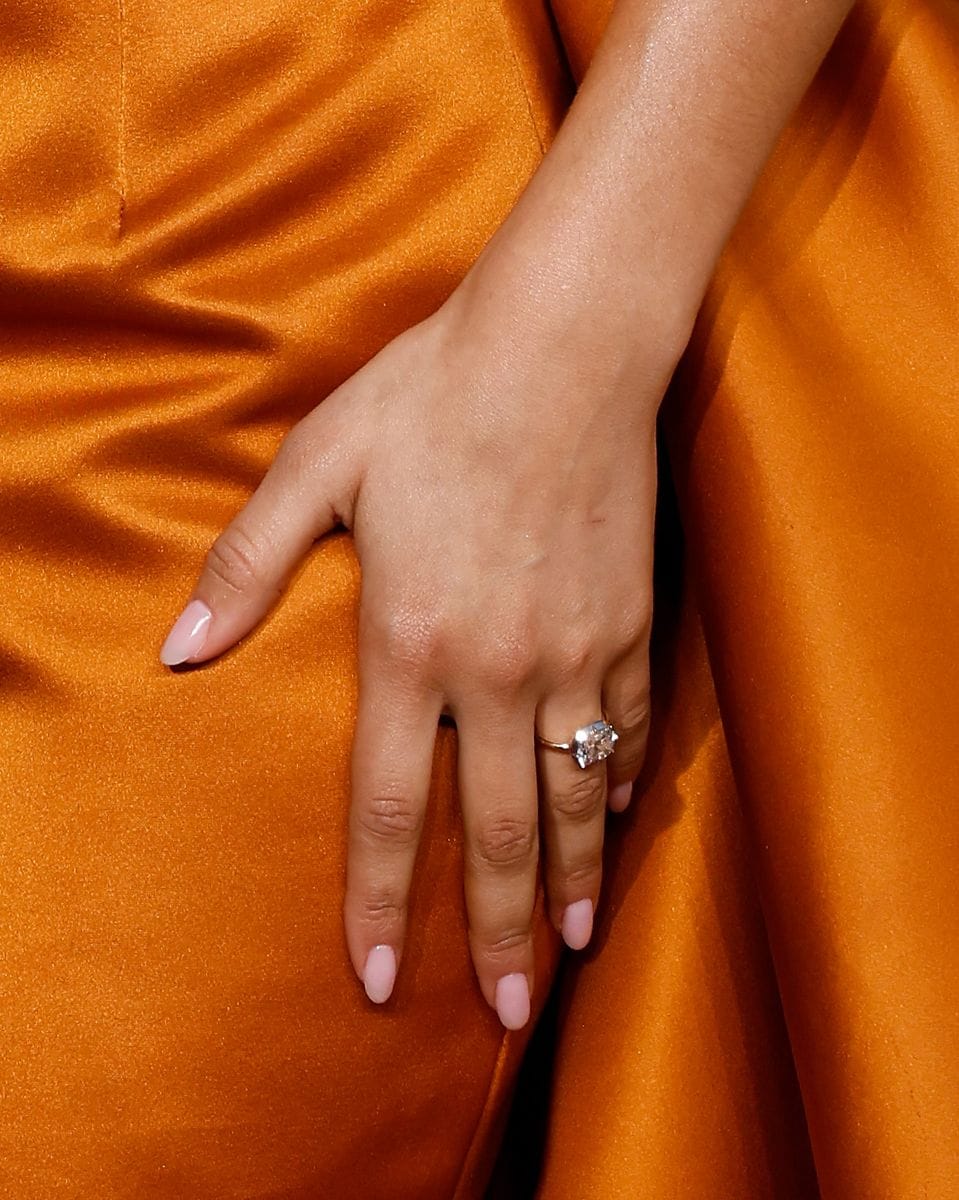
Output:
[{"xmin": 159, "ymin": 0, "xmax": 857, "ymax": 1030}]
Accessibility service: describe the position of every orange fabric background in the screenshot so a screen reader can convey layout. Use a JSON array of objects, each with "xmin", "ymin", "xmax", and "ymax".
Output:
[
  {"xmin": 0, "ymin": 1, "xmax": 564, "ymax": 1194},
  {"xmin": 493, "ymin": 1, "xmax": 959, "ymax": 1197},
  {"xmin": 1, "ymin": 0, "xmax": 957, "ymax": 1197}
]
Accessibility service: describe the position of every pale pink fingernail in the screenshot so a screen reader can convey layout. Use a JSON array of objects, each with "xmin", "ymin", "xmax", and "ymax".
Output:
[
  {"xmin": 363, "ymin": 944, "xmax": 397, "ymax": 1004},
  {"xmin": 160, "ymin": 599, "xmax": 212, "ymax": 666},
  {"xmin": 609, "ymin": 780, "xmax": 634, "ymax": 812},
  {"xmin": 561, "ymin": 898, "xmax": 594, "ymax": 950},
  {"xmin": 494, "ymin": 973, "xmax": 530, "ymax": 1031}
]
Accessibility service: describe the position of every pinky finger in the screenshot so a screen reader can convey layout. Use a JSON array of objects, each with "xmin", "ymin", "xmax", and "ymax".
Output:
[{"xmin": 603, "ymin": 642, "xmax": 652, "ymax": 813}]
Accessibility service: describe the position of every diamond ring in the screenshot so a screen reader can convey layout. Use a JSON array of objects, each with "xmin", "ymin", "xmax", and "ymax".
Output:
[{"xmin": 535, "ymin": 717, "xmax": 620, "ymax": 770}]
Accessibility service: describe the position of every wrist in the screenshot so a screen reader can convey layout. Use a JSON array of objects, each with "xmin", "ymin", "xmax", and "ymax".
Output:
[{"xmin": 448, "ymin": 223, "xmax": 698, "ymax": 406}]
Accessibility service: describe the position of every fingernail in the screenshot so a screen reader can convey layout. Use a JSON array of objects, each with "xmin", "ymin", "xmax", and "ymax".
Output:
[
  {"xmin": 494, "ymin": 973, "xmax": 530, "ymax": 1031},
  {"xmin": 609, "ymin": 780, "xmax": 634, "ymax": 812},
  {"xmin": 561, "ymin": 898, "xmax": 594, "ymax": 950},
  {"xmin": 363, "ymin": 944, "xmax": 397, "ymax": 1004},
  {"xmin": 160, "ymin": 599, "xmax": 212, "ymax": 666}
]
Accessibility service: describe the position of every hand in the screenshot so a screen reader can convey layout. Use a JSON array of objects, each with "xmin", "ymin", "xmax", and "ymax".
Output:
[{"xmin": 157, "ymin": 270, "xmax": 685, "ymax": 1030}]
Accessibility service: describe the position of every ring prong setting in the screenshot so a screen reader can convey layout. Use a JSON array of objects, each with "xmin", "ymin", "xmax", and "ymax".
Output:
[{"xmin": 569, "ymin": 719, "xmax": 619, "ymax": 769}]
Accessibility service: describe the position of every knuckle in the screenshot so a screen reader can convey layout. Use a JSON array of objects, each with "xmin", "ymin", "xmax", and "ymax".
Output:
[
  {"xmin": 476, "ymin": 926, "xmax": 531, "ymax": 962},
  {"xmin": 614, "ymin": 746, "xmax": 648, "ymax": 782},
  {"xmin": 204, "ymin": 524, "xmax": 266, "ymax": 596},
  {"xmin": 550, "ymin": 772, "xmax": 606, "ymax": 823},
  {"xmin": 618, "ymin": 605, "xmax": 653, "ymax": 648},
  {"xmin": 551, "ymin": 634, "xmax": 596, "ymax": 683},
  {"xmin": 367, "ymin": 601, "xmax": 446, "ymax": 675},
  {"xmin": 461, "ymin": 609, "xmax": 538, "ymax": 693},
  {"xmin": 356, "ymin": 890, "xmax": 406, "ymax": 929},
  {"xmin": 473, "ymin": 641, "xmax": 538, "ymax": 695},
  {"xmin": 471, "ymin": 816, "xmax": 538, "ymax": 870},
  {"xmin": 616, "ymin": 692, "xmax": 652, "ymax": 738},
  {"xmin": 615, "ymin": 746, "xmax": 648, "ymax": 782},
  {"xmin": 560, "ymin": 860, "xmax": 602, "ymax": 894},
  {"xmin": 356, "ymin": 795, "xmax": 422, "ymax": 847}
]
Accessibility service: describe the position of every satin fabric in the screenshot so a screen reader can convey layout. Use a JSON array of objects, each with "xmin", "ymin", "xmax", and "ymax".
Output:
[
  {"xmin": 492, "ymin": 1, "xmax": 959, "ymax": 1197},
  {"xmin": 1, "ymin": 2, "xmax": 568, "ymax": 1195},
  {"xmin": 1, "ymin": 3, "xmax": 957, "ymax": 1200}
]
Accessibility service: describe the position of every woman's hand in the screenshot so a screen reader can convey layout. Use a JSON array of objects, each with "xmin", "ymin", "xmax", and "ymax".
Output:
[
  {"xmin": 156, "ymin": 0, "xmax": 854, "ymax": 1029},
  {"xmin": 157, "ymin": 266, "xmax": 686, "ymax": 1030}
]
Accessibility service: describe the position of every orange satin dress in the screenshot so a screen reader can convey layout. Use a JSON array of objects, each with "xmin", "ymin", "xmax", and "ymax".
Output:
[{"xmin": 1, "ymin": 1, "xmax": 956, "ymax": 1198}]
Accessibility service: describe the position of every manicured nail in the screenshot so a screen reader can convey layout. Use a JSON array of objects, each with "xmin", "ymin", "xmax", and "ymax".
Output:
[
  {"xmin": 160, "ymin": 599, "xmax": 212, "ymax": 666},
  {"xmin": 363, "ymin": 944, "xmax": 396, "ymax": 1004},
  {"xmin": 494, "ymin": 973, "xmax": 530, "ymax": 1031},
  {"xmin": 561, "ymin": 898, "xmax": 594, "ymax": 950},
  {"xmin": 609, "ymin": 780, "xmax": 634, "ymax": 812}
]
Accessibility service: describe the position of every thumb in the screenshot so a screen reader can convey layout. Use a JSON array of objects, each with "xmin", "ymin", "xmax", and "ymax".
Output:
[{"xmin": 159, "ymin": 414, "xmax": 359, "ymax": 666}]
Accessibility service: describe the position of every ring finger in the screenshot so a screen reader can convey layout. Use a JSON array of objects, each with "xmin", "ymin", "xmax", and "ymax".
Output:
[{"xmin": 535, "ymin": 689, "xmax": 611, "ymax": 951}]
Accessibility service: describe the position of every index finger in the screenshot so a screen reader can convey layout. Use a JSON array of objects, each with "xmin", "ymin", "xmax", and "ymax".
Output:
[{"xmin": 343, "ymin": 643, "xmax": 443, "ymax": 1005}]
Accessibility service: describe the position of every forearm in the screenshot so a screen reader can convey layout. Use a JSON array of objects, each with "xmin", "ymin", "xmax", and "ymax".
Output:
[{"xmin": 459, "ymin": 0, "xmax": 856, "ymax": 379}]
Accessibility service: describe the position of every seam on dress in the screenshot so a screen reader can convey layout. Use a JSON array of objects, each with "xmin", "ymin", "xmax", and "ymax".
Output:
[
  {"xmin": 116, "ymin": 0, "xmax": 127, "ymax": 236},
  {"xmin": 450, "ymin": 1030, "xmax": 512, "ymax": 1200},
  {"xmin": 485, "ymin": 0, "xmax": 548, "ymax": 159}
]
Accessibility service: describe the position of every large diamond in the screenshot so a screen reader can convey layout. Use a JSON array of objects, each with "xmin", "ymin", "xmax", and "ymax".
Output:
[{"xmin": 569, "ymin": 720, "xmax": 619, "ymax": 769}]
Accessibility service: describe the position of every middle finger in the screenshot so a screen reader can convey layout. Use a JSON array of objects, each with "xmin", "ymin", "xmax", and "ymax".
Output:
[{"xmin": 455, "ymin": 700, "xmax": 540, "ymax": 1032}]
